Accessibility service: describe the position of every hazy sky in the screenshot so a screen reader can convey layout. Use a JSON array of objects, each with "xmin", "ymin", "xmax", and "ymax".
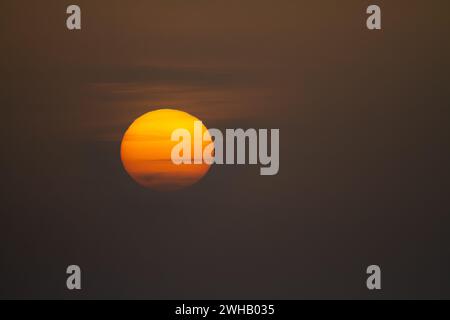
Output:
[{"xmin": 1, "ymin": 0, "xmax": 450, "ymax": 299}]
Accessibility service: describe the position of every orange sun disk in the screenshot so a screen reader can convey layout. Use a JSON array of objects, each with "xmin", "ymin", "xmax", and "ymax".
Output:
[{"xmin": 120, "ymin": 109, "xmax": 212, "ymax": 191}]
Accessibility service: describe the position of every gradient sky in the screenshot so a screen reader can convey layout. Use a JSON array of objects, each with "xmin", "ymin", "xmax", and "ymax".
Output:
[{"xmin": 1, "ymin": 0, "xmax": 450, "ymax": 299}]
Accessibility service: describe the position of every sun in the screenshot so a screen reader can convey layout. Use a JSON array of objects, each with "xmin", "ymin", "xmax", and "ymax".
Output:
[{"xmin": 120, "ymin": 109, "xmax": 212, "ymax": 191}]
